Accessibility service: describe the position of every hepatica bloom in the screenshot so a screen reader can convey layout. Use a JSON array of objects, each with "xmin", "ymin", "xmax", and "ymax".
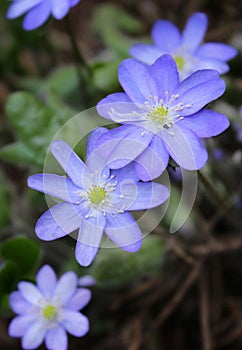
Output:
[
  {"xmin": 6, "ymin": 0, "xmax": 80, "ymax": 30},
  {"xmin": 96, "ymin": 55, "xmax": 229, "ymax": 181},
  {"xmin": 130, "ymin": 12, "xmax": 237, "ymax": 79},
  {"xmin": 8, "ymin": 265, "xmax": 91, "ymax": 350},
  {"xmin": 28, "ymin": 128, "xmax": 169, "ymax": 266}
]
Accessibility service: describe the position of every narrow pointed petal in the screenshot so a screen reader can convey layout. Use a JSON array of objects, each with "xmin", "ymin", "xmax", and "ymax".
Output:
[
  {"xmin": 45, "ymin": 326, "xmax": 68, "ymax": 350},
  {"xmin": 64, "ymin": 288, "xmax": 91, "ymax": 310},
  {"xmin": 35, "ymin": 202, "xmax": 83, "ymax": 241},
  {"xmin": 50, "ymin": 140, "xmax": 85, "ymax": 188},
  {"xmin": 130, "ymin": 43, "xmax": 163, "ymax": 65},
  {"xmin": 162, "ymin": 125, "xmax": 208, "ymax": 170},
  {"xmin": 75, "ymin": 214, "xmax": 106, "ymax": 266},
  {"xmin": 9, "ymin": 291, "xmax": 32, "ymax": 314},
  {"xmin": 196, "ymin": 43, "xmax": 237, "ymax": 61},
  {"xmin": 86, "ymin": 127, "xmax": 109, "ymax": 159},
  {"xmin": 51, "ymin": 0, "xmax": 70, "ymax": 19},
  {"xmin": 182, "ymin": 12, "xmax": 208, "ymax": 52},
  {"xmin": 105, "ymin": 212, "xmax": 142, "ymax": 252},
  {"xmin": 22, "ymin": 321, "xmax": 46, "ymax": 349},
  {"xmin": 9, "ymin": 315, "xmax": 37, "ymax": 337},
  {"xmin": 18, "ymin": 282, "xmax": 43, "ymax": 305},
  {"xmin": 36, "ymin": 265, "xmax": 57, "ymax": 297},
  {"xmin": 135, "ymin": 135, "xmax": 169, "ymax": 181},
  {"xmin": 151, "ymin": 20, "xmax": 181, "ymax": 51},
  {"xmin": 23, "ymin": 1, "xmax": 51, "ymax": 30},
  {"xmin": 54, "ymin": 272, "xmax": 77, "ymax": 304},
  {"xmin": 27, "ymin": 174, "xmax": 81, "ymax": 203},
  {"xmin": 61, "ymin": 310, "xmax": 89, "ymax": 336},
  {"xmin": 178, "ymin": 110, "xmax": 230, "ymax": 137},
  {"xmin": 7, "ymin": 0, "xmax": 41, "ymax": 19}
]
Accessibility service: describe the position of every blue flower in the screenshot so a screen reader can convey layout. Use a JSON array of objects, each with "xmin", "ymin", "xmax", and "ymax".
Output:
[
  {"xmin": 6, "ymin": 0, "xmax": 80, "ymax": 30},
  {"xmin": 96, "ymin": 55, "xmax": 229, "ymax": 181},
  {"xmin": 130, "ymin": 12, "xmax": 237, "ymax": 79},
  {"xmin": 28, "ymin": 128, "xmax": 169, "ymax": 266},
  {"xmin": 8, "ymin": 265, "xmax": 91, "ymax": 350}
]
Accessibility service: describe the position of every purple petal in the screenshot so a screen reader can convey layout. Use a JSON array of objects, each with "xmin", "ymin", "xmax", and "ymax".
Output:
[
  {"xmin": 196, "ymin": 42, "xmax": 237, "ymax": 61},
  {"xmin": 162, "ymin": 124, "xmax": 208, "ymax": 170},
  {"xmin": 86, "ymin": 127, "xmax": 109, "ymax": 159},
  {"xmin": 151, "ymin": 20, "xmax": 181, "ymax": 51},
  {"xmin": 118, "ymin": 59, "xmax": 156, "ymax": 103},
  {"xmin": 105, "ymin": 212, "xmax": 142, "ymax": 252},
  {"xmin": 35, "ymin": 202, "xmax": 83, "ymax": 241},
  {"xmin": 36, "ymin": 265, "xmax": 57, "ymax": 297},
  {"xmin": 22, "ymin": 321, "xmax": 46, "ymax": 349},
  {"xmin": 182, "ymin": 12, "xmax": 208, "ymax": 52},
  {"xmin": 27, "ymin": 174, "xmax": 81, "ymax": 203},
  {"xmin": 23, "ymin": 0, "xmax": 51, "ymax": 30},
  {"xmin": 149, "ymin": 54, "xmax": 179, "ymax": 98},
  {"xmin": 61, "ymin": 310, "xmax": 89, "ymax": 336},
  {"xmin": 50, "ymin": 140, "xmax": 85, "ymax": 188},
  {"xmin": 54, "ymin": 271, "xmax": 77, "ymax": 304},
  {"xmin": 18, "ymin": 282, "xmax": 43, "ymax": 305},
  {"xmin": 178, "ymin": 110, "xmax": 230, "ymax": 137},
  {"xmin": 9, "ymin": 291, "xmax": 32, "ymax": 314},
  {"xmin": 135, "ymin": 134, "xmax": 169, "ymax": 181},
  {"xmin": 78, "ymin": 276, "xmax": 96, "ymax": 287},
  {"xmin": 129, "ymin": 43, "xmax": 163, "ymax": 65},
  {"xmin": 45, "ymin": 326, "xmax": 68, "ymax": 350},
  {"xmin": 69, "ymin": 0, "xmax": 80, "ymax": 6},
  {"xmin": 126, "ymin": 182, "xmax": 170, "ymax": 210},
  {"xmin": 9, "ymin": 315, "xmax": 37, "ymax": 337},
  {"xmin": 6, "ymin": 0, "xmax": 41, "ymax": 19},
  {"xmin": 64, "ymin": 288, "xmax": 91, "ymax": 310},
  {"xmin": 111, "ymin": 162, "xmax": 140, "ymax": 182},
  {"xmin": 97, "ymin": 125, "xmax": 153, "ymax": 169},
  {"xmin": 51, "ymin": 0, "xmax": 70, "ymax": 19},
  {"xmin": 173, "ymin": 70, "xmax": 225, "ymax": 116},
  {"xmin": 195, "ymin": 58, "xmax": 230, "ymax": 74},
  {"xmin": 75, "ymin": 214, "xmax": 106, "ymax": 267}
]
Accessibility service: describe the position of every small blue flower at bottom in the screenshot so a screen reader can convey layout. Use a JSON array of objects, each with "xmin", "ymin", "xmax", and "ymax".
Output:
[
  {"xmin": 8, "ymin": 265, "xmax": 91, "ymax": 350},
  {"xmin": 6, "ymin": 0, "xmax": 80, "ymax": 30},
  {"xmin": 28, "ymin": 127, "xmax": 169, "ymax": 266}
]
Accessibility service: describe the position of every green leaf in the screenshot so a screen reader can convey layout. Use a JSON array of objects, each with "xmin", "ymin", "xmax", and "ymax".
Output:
[
  {"xmin": 0, "ymin": 172, "xmax": 11, "ymax": 230},
  {"xmin": 92, "ymin": 60, "xmax": 121, "ymax": 92},
  {"xmin": 0, "ymin": 262, "xmax": 18, "ymax": 295},
  {"xmin": 1, "ymin": 237, "xmax": 40, "ymax": 275}
]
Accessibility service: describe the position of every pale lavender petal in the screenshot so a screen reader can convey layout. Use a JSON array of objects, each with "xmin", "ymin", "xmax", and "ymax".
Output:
[
  {"xmin": 61, "ymin": 310, "xmax": 89, "ymax": 336},
  {"xmin": 86, "ymin": 127, "xmax": 109, "ymax": 159},
  {"xmin": 97, "ymin": 125, "xmax": 153, "ymax": 169},
  {"xmin": 9, "ymin": 291, "xmax": 32, "ymax": 314},
  {"xmin": 51, "ymin": 0, "xmax": 70, "ymax": 19},
  {"xmin": 64, "ymin": 288, "xmax": 91, "ymax": 310},
  {"xmin": 23, "ymin": 0, "xmax": 51, "ymax": 30},
  {"xmin": 173, "ymin": 72, "xmax": 225, "ymax": 116},
  {"xmin": 18, "ymin": 282, "xmax": 43, "ymax": 305},
  {"xmin": 9, "ymin": 315, "xmax": 37, "ymax": 337},
  {"xmin": 162, "ymin": 124, "xmax": 208, "ymax": 170},
  {"xmin": 178, "ymin": 110, "xmax": 230, "ymax": 137},
  {"xmin": 36, "ymin": 265, "xmax": 57, "ymax": 297},
  {"xmin": 149, "ymin": 54, "xmax": 179, "ymax": 98},
  {"xmin": 78, "ymin": 276, "xmax": 96, "ymax": 287},
  {"xmin": 151, "ymin": 20, "xmax": 181, "ymax": 51},
  {"xmin": 7, "ymin": 0, "xmax": 41, "ymax": 19},
  {"xmin": 27, "ymin": 174, "xmax": 81, "ymax": 203},
  {"xmin": 75, "ymin": 214, "xmax": 106, "ymax": 267},
  {"xmin": 135, "ymin": 135, "xmax": 169, "ymax": 181},
  {"xmin": 182, "ymin": 12, "xmax": 208, "ymax": 52},
  {"xmin": 105, "ymin": 212, "xmax": 142, "ymax": 252},
  {"xmin": 45, "ymin": 326, "xmax": 68, "ymax": 350},
  {"xmin": 35, "ymin": 202, "xmax": 83, "ymax": 241},
  {"xmin": 195, "ymin": 58, "xmax": 230, "ymax": 74},
  {"xmin": 123, "ymin": 182, "xmax": 169, "ymax": 210},
  {"xmin": 69, "ymin": 0, "xmax": 80, "ymax": 6},
  {"xmin": 54, "ymin": 271, "xmax": 77, "ymax": 304},
  {"xmin": 130, "ymin": 43, "xmax": 163, "ymax": 65},
  {"xmin": 196, "ymin": 42, "xmax": 237, "ymax": 61},
  {"xmin": 22, "ymin": 321, "xmax": 47, "ymax": 349},
  {"xmin": 111, "ymin": 162, "xmax": 140, "ymax": 182},
  {"xmin": 50, "ymin": 140, "xmax": 85, "ymax": 188}
]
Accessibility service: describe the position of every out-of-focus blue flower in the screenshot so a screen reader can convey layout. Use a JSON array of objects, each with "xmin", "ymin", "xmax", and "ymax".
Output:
[
  {"xmin": 6, "ymin": 0, "xmax": 81, "ymax": 30},
  {"xmin": 28, "ymin": 128, "xmax": 169, "ymax": 266},
  {"xmin": 8, "ymin": 265, "xmax": 91, "ymax": 350},
  {"xmin": 130, "ymin": 12, "xmax": 237, "ymax": 79},
  {"xmin": 96, "ymin": 55, "xmax": 229, "ymax": 181}
]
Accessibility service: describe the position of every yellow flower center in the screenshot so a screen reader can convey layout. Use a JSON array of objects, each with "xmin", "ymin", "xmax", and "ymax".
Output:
[
  {"xmin": 88, "ymin": 186, "xmax": 106, "ymax": 205},
  {"xmin": 174, "ymin": 55, "xmax": 185, "ymax": 70},
  {"xmin": 42, "ymin": 305, "xmax": 56, "ymax": 320},
  {"xmin": 149, "ymin": 105, "xmax": 168, "ymax": 123}
]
